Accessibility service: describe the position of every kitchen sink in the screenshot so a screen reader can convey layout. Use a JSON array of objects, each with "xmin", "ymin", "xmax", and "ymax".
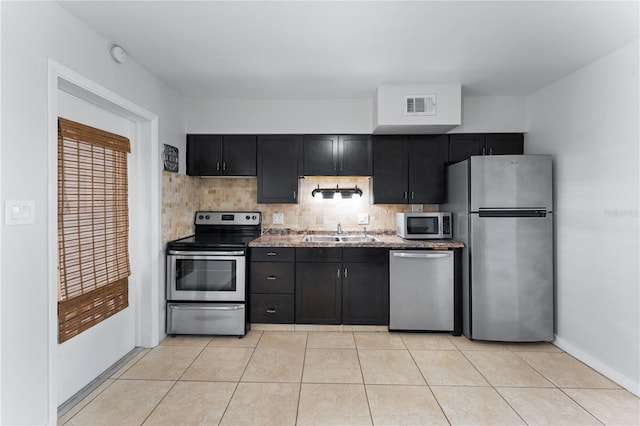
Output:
[{"xmin": 301, "ymin": 234, "xmax": 381, "ymax": 243}]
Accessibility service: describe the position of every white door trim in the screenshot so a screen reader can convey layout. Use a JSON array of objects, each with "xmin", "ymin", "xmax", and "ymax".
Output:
[{"xmin": 47, "ymin": 59, "xmax": 161, "ymax": 424}]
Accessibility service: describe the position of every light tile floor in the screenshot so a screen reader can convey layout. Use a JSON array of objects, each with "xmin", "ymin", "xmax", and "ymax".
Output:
[{"xmin": 60, "ymin": 330, "xmax": 640, "ymax": 425}]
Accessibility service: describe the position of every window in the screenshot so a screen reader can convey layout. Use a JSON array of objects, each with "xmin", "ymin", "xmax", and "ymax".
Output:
[{"xmin": 57, "ymin": 117, "xmax": 131, "ymax": 343}]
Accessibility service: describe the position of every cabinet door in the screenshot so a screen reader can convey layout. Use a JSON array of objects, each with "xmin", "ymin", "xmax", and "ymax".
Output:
[
  {"xmin": 343, "ymin": 262, "xmax": 389, "ymax": 325},
  {"xmin": 223, "ymin": 135, "xmax": 256, "ymax": 176},
  {"xmin": 339, "ymin": 135, "xmax": 371, "ymax": 176},
  {"xmin": 186, "ymin": 134, "xmax": 222, "ymax": 176},
  {"xmin": 296, "ymin": 262, "xmax": 342, "ymax": 324},
  {"xmin": 407, "ymin": 135, "xmax": 446, "ymax": 204},
  {"xmin": 448, "ymin": 134, "xmax": 485, "ymax": 163},
  {"xmin": 302, "ymin": 135, "xmax": 338, "ymax": 175},
  {"xmin": 485, "ymin": 134, "xmax": 524, "ymax": 156},
  {"xmin": 257, "ymin": 135, "xmax": 301, "ymax": 203},
  {"xmin": 371, "ymin": 136, "xmax": 408, "ymax": 204}
]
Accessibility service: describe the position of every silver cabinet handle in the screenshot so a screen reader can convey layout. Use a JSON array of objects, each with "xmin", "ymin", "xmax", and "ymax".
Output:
[
  {"xmin": 223, "ymin": 162, "xmax": 227, "ymax": 171},
  {"xmin": 489, "ymin": 148, "xmax": 493, "ymax": 155},
  {"xmin": 216, "ymin": 162, "xmax": 221, "ymax": 170},
  {"xmin": 411, "ymin": 191, "xmax": 415, "ymax": 199},
  {"xmin": 267, "ymin": 252, "xmax": 277, "ymax": 256},
  {"xmin": 344, "ymin": 268, "xmax": 348, "ymax": 278},
  {"xmin": 266, "ymin": 276, "xmax": 277, "ymax": 280},
  {"xmin": 337, "ymin": 268, "xmax": 341, "ymax": 278},
  {"xmin": 333, "ymin": 162, "xmax": 337, "ymax": 171},
  {"xmin": 404, "ymin": 191, "xmax": 408, "ymax": 200},
  {"xmin": 266, "ymin": 308, "xmax": 277, "ymax": 314},
  {"xmin": 482, "ymin": 147, "xmax": 486, "ymax": 155},
  {"xmin": 392, "ymin": 252, "xmax": 451, "ymax": 259},
  {"xmin": 293, "ymin": 190, "xmax": 297, "ymax": 199}
]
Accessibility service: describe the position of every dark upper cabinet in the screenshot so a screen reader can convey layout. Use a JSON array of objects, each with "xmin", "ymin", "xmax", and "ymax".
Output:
[
  {"xmin": 257, "ymin": 135, "xmax": 301, "ymax": 204},
  {"xmin": 186, "ymin": 134, "xmax": 256, "ymax": 176},
  {"xmin": 372, "ymin": 135, "xmax": 447, "ymax": 204},
  {"xmin": 302, "ymin": 135, "xmax": 371, "ymax": 176},
  {"xmin": 448, "ymin": 133, "xmax": 523, "ymax": 163}
]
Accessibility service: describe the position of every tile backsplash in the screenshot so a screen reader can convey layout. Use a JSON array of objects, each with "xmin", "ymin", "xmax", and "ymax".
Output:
[
  {"xmin": 162, "ymin": 174, "xmax": 437, "ymax": 242},
  {"xmin": 161, "ymin": 172, "xmax": 200, "ymax": 243}
]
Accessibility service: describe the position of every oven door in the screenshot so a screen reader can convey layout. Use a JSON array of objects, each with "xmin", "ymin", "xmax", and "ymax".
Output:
[{"xmin": 167, "ymin": 251, "xmax": 246, "ymax": 302}]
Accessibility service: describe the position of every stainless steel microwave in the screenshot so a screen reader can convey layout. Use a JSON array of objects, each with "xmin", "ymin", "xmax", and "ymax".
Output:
[{"xmin": 396, "ymin": 212, "xmax": 452, "ymax": 239}]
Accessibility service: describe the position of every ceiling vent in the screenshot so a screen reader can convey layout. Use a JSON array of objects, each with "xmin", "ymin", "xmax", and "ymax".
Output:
[{"xmin": 405, "ymin": 95, "xmax": 436, "ymax": 116}]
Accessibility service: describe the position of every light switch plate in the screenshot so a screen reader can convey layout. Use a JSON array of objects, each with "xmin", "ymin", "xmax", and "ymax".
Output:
[
  {"xmin": 411, "ymin": 204, "xmax": 424, "ymax": 212},
  {"xmin": 5, "ymin": 200, "xmax": 35, "ymax": 225},
  {"xmin": 272, "ymin": 213, "xmax": 284, "ymax": 225},
  {"xmin": 357, "ymin": 213, "xmax": 369, "ymax": 225}
]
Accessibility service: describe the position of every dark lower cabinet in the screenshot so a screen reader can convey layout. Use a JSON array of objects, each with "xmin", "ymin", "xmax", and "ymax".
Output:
[
  {"xmin": 295, "ymin": 262, "xmax": 342, "ymax": 324},
  {"xmin": 295, "ymin": 247, "xmax": 389, "ymax": 325},
  {"xmin": 343, "ymin": 261, "xmax": 388, "ymax": 325},
  {"xmin": 249, "ymin": 247, "xmax": 295, "ymax": 324}
]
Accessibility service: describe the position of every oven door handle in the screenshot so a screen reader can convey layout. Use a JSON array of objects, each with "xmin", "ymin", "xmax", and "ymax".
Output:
[
  {"xmin": 167, "ymin": 250, "xmax": 245, "ymax": 256},
  {"xmin": 170, "ymin": 304, "xmax": 245, "ymax": 311}
]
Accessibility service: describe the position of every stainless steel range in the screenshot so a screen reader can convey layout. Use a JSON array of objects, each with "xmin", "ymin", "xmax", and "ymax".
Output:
[{"xmin": 166, "ymin": 211, "xmax": 261, "ymax": 336}]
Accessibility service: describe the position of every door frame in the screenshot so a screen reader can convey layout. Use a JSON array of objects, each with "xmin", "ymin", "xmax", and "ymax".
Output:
[{"xmin": 47, "ymin": 60, "xmax": 162, "ymax": 422}]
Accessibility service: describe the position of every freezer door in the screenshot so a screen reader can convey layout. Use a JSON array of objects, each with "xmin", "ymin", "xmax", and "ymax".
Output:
[
  {"xmin": 470, "ymin": 213, "xmax": 553, "ymax": 341},
  {"xmin": 470, "ymin": 155, "xmax": 552, "ymax": 212}
]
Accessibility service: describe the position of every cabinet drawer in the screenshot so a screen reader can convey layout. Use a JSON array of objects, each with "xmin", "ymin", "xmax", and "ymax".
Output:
[
  {"xmin": 251, "ymin": 247, "xmax": 295, "ymax": 262},
  {"xmin": 250, "ymin": 263, "xmax": 295, "ymax": 293},
  {"xmin": 250, "ymin": 294, "xmax": 294, "ymax": 324},
  {"xmin": 296, "ymin": 247, "xmax": 342, "ymax": 262}
]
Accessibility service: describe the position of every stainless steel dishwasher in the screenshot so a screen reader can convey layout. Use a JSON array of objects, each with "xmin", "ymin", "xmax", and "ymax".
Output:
[{"xmin": 389, "ymin": 250, "xmax": 454, "ymax": 331}]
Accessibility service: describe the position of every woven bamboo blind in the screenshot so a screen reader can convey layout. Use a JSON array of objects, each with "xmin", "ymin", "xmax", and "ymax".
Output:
[{"xmin": 57, "ymin": 117, "xmax": 131, "ymax": 343}]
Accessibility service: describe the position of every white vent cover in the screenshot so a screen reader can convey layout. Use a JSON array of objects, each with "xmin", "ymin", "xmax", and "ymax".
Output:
[{"xmin": 405, "ymin": 95, "xmax": 436, "ymax": 116}]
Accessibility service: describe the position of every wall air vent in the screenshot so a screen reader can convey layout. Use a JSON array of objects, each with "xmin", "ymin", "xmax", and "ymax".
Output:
[{"xmin": 405, "ymin": 95, "xmax": 436, "ymax": 116}]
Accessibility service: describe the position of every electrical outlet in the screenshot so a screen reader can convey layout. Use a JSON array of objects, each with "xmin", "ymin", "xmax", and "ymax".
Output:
[
  {"xmin": 411, "ymin": 204, "xmax": 424, "ymax": 212},
  {"xmin": 272, "ymin": 213, "xmax": 284, "ymax": 224},
  {"xmin": 357, "ymin": 213, "xmax": 369, "ymax": 225}
]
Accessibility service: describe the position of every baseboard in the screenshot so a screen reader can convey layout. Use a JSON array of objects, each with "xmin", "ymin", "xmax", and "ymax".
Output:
[{"xmin": 554, "ymin": 335, "xmax": 640, "ymax": 396}]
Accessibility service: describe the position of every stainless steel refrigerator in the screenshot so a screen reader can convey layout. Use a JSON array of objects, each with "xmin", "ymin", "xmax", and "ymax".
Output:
[{"xmin": 444, "ymin": 155, "xmax": 553, "ymax": 342}]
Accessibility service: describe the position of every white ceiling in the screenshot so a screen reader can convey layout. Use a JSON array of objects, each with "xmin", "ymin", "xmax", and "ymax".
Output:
[{"xmin": 58, "ymin": 1, "xmax": 639, "ymax": 100}]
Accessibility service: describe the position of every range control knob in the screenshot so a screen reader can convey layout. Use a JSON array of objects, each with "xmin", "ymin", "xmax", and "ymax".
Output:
[
  {"xmin": 252, "ymin": 215, "xmax": 257, "ymax": 220},
  {"xmin": 246, "ymin": 215, "xmax": 250, "ymax": 220},
  {"xmin": 205, "ymin": 215, "xmax": 210, "ymax": 220},
  {"xmin": 198, "ymin": 215, "xmax": 204, "ymax": 220}
]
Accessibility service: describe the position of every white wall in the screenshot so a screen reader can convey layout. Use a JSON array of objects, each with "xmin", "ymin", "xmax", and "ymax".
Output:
[
  {"xmin": 451, "ymin": 96, "xmax": 527, "ymax": 133},
  {"xmin": 526, "ymin": 39, "xmax": 639, "ymax": 395},
  {"xmin": 1, "ymin": 2, "xmax": 185, "ymax": 424},
  {"xmin": 186, "ymin": 95, "xmax": 526, "ymax": 134},
  {"xmin": 187, "ymin": 98, "xmax": 372, "ymax": 134},
  {"xmin": 56, "ymin": 91, "xmax": 136, "ymax": 404}
]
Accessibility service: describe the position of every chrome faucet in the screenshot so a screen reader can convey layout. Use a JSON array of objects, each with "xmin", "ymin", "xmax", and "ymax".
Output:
[{"xmin": 337, "ymin": 223, "xmax": 342, "ymax": 234}]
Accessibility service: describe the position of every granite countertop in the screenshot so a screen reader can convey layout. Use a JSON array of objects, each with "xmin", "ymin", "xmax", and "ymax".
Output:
[{"xmin": 249, "ymin": 231, "xmax": 464, "ymax": 250}]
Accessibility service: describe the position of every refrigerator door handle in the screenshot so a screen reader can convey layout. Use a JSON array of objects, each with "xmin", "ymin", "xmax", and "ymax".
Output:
[{"xmin": 478, "ymin": 209, "xmax": 547, "ymax": 218}]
